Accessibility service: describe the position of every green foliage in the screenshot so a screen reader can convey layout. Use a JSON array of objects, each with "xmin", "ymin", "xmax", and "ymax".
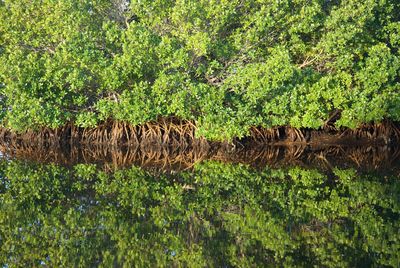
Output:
[
  {"xmin": 0, "ymin": 160, "xmax": 399, "ymax": 266},
  {"xmin": 0, "ymin": 0, "xmax": 399, "ymax": 138}
]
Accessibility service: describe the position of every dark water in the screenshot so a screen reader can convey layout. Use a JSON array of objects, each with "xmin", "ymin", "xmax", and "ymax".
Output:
[{"xmin": 0, "ymin": 145, "xmax": 400, "ymax": 267}]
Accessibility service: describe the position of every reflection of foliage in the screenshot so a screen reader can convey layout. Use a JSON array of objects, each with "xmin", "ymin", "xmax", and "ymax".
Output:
[
  {"xmin": 0, "ymin": 160, "xmax": 399, "ymax": 267},
  {"xmin": 1, "ymin": 1, "xmax": 400, "ymax": 140}
]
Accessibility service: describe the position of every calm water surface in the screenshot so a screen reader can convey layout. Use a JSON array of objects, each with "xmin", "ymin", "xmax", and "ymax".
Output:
[{"xmin": 0, "ymin": 145, "xmax": 399, "ymax": 267}]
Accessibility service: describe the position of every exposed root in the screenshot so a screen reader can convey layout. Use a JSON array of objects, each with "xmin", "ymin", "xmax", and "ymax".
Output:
[{"xmin": 0, "ymin": 118, "xmax": 398, "ymax": 150}]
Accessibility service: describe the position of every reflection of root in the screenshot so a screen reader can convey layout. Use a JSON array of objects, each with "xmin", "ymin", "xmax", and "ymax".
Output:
[
  {"xmin": 314, "ymin": 152, "xmax": 333, "ymax": 170},
  {"xmin": 348, "ymin": 152, "xmax": 362, "ymax": 168},
  {"xmin": 0, "ymin": 142, "xmax": 399, "ymax": 173},
  {"xmin": 286, "ymin": 145, "xmax": 306, "ymax": 159}
]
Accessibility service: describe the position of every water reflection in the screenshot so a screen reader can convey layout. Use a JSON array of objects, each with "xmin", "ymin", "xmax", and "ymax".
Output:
[
  {"xmin": 1, "ymin": 142, "xmax": 399, "ymax": 172},
  {"xmin": 0, "ymin": 151, "xmax": 399, "ymax": 267}
]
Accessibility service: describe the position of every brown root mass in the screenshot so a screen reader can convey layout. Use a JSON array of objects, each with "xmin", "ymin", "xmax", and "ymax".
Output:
[
  {"xmin": 0, "ymin": 117, "xmax": 399, "ymax": 148},
  {"xmin": 248, "ymin": 120, "xmax": 400, "ymax": 145},
  {"xmin": 0, "ymin": 117, "xmax": 399, "ymax": 172}
]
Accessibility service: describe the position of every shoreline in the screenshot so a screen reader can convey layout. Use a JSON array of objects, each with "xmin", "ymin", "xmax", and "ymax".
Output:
[
  {"xmin": 0, "ymin": 118, "xmax": 399, "ymax": 148},
  {"xmin": 0, "ymin": 118, "xmax": 399, "ymax": 171}
]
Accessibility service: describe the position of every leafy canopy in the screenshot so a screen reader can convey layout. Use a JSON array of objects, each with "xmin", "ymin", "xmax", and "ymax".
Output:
[{"xmin": 0, "ymin": 0, "xmax": 399, "ymax": 140}]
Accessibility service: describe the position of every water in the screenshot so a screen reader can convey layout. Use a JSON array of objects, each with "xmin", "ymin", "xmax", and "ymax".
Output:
[{"xmin": 0, "ymin": 145, "xmax": 399, "ymax": 267}]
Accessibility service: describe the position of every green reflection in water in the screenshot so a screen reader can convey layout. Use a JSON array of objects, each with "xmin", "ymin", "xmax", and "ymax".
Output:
[{"xmin": 0, "ymin": 160, "xmax": 399, "ymax": 267}]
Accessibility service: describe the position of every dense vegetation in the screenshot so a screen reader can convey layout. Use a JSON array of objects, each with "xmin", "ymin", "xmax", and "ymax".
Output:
[
  {"xmin": 0, "ymin": 160, "xmax": 399, "ymax": 266},
  {"xmin": 0, "ymin": 0, "xmax": 399, "ymax": 140}
]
